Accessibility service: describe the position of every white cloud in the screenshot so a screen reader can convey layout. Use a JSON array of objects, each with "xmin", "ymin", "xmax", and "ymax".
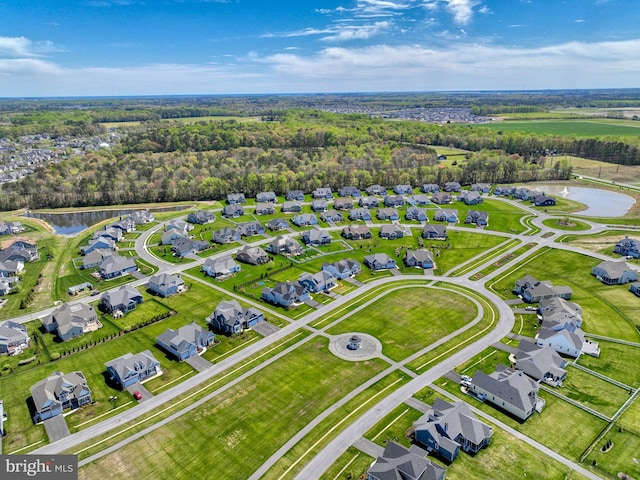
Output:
[
  {"xmin": 575, "ymin": 19, "xmax": 586, "ymax": 23},
  {"xmin": 445, "ymin": 0, "xmax": 478, "ymax": 25},
  {"xmin": 322, "ymin": 22, "xmax": 392, "ymax": 41},
  {"xmin": 0, "ymin": 37, "xmax": 60, "ymax": 57}
]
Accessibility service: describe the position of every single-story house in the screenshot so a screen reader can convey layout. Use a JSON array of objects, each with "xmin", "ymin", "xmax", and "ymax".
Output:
[
  {"xmin": 222, "ymin": 204, "xmax": 245, "ymax": 218},
  {"xmin": 592, "ymin": 260, "xmax": 638, "ymax": 285},
  {"xmin": 31, "ymin": 371, "xmax": 92, "ymax": 422},
  {"xmin": 404, "ymin": 249, "xmax": 435, "ymax": 269},
  {"xmin": 413, "ymin": 398, "xmax": 492, "ymax": 462},
  {"xmin": 533, "ymin": 194, "xmax": 556, "ymax": 207},
  {"xmin": 514, "ymin": 339, "xmax": 567, "ymax": 386},
  {"xmin": 292, "ymin": 213, "xmax": 318, "ymax": 227},
  {"xmin": 359, "ymin": 196, "xmax": 380, "ymax": 209},
  {"xmin": 465, "ymin": 210, "xmax": 489, "ymax": 226},
  {"xmin": 99, "ymin": 254, "xmax": 137, "ymax": 279},
  {"xmin": 0, "ymin": 320, "xmax": 30, "ymax": 355},
  {"xmin": 299, "ymin": 270, "xmax": 337, "ymax": 293},
  {"xmin": 266, "ymin": 218, "xmax": 290, "ymax": 231},
  {"xmin": 203, "ymin": 256, "xmax": 241, "ymax": 278},
  {"xmin": 236, "ymin": 245, "xmax": 271, "ymax": 265},
  {"xmin": 365, "ymin": 184, "xmax": 387, "ymax": 196},
  {"xmin": 421, "ymin": 183, "xmax": 440, "ymax": 193},
  {"xmin": 227, "ymin": 193, "xmax": 245, "ymax": 204},
  {"xmin": 311, "ymin": 199, "xmax": 328, "ymax": 212},
  {"xmin": 320, "ymin": 210, "xmax": 343, "ymax": 223},
  {"xmin": 514, "ymin": 274, "xmax": 572, "ymax": 303},
  {"xmin": 348, "ymin": 208, "xmax": 372, "ymax": 221},
  {"xmin": 364, "ymin": 253, "xmax": 396, "ymax": 271},
  {"xmin": 379, "ymin": 224, "xmax": 404, "ymax": 239},
  {"xmin": 147, "ymin": 273, "xmax": 185, "ymax": 297},
  {"xmin": 301, "ymin": 228, "xmax": 332, "ymax": 246},
  {"xmin": 312, "ymin": 187, "xmax": 333, "ymax": 199},
  {"xmin": 157, "ymin": 322, "xmax": 215, "ymax": 360},
  {"xmin": 368, "ymin": 442, "xmax": 445, "ymax": 480},
  {"xmin": 282, "ymin": 201, "xmax": 303, "ymax": 213},
  {"xmin": 406, "ymin": 206, "xmax": 427, "ymax": 221},
  {"xmin": 322, "ymin": 259, "xmax": 361, "ymax": 279},
  {"xmin": 208, "ymin": 299, "xmax": 264, "ymax": 334},
  {"xmin": 334, "ymin": 197, "xmax": 353, "ymax": 210},
  {"xmin": 213, "ymin": 227, "xmax": 241, "ymax": 244},
  {"xmin": 187, "ymin": 210, "xmax": 215, "ymax": 224},
  {"xmin": 261, "ymin": 281, "xmax": 310, "ymax": 307},
  {"xmin": 285, "ymin": 190, "xmax": 304, "ymax": 201},
  {"xmin": 266, "ymin": 235, "xmax": 303, "ymax": 256},
  {"xmin": 100, "ymin": 286, "xmax": 144, "ymax": 314},
  {"xmin": 383, "ymin": 195, "xmax": 405, "ymax": 208},
  {"xmin": 255, "ymin": 203, "xmax": 275, "ymax": 215},
  {"xmin": 41, "ymin": 303, "xmax": 100, "ymax": 342},
  {"xmin": 614, "ymin": 236, "xmax": 640, "ymax": 258},
  {"xmin": 443, "ymin": 182, "xmax": 462, "ymax": 192},
  {"xmin": 433, "ymin": 209, "xmax": 459, "ymax": 223},
  {"xmin": 105, "ymin": 350, "xmax": 161, "ymax": 388},
  {"xmin": 431, "ymin": 192, "xmax": 452, "ymax": 205},
  {"xmin": 256, "ymin": 191, "xmax": 276, "ymax": 203},
  {"xmin": 338, "ymin": 186, "xmax": 362, "ymax": 197},
  {"xmin": 342, "ymin": 225, "xmax": 372, "ymax": 240}
]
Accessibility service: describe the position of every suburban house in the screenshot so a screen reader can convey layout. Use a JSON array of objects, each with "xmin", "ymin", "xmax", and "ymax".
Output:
[
  {"xmin": 208, "ymin": 299, "xmax": 264, "ymax": 334},
  {"xmin": 301, "ymin": 228, "xmax": 332, "ymax": 246},
  {"xmin": 0, "ymin": 320, "xmax": 29, "ymax": 355},
  {"xmin": 413, "ymin": 398, "xmax": 492, "ymax": 462},
  {"xmin": 443, "ymin": 182, "xmax": 462, "ymax": 192},
  {"xmin": 236, "ymin": 245, "xmax": 271, "ymax": 265},
  {"xmin": 285, "ymin": 190, "xmax": 304, "ymax": 201},
  {"xmin": 322, "ymin": 259, "xmax": 361, "ymax": 279},
  {"xmin": 213, "ymin": 227, "xmax": 241, "ymax": 244},
  {"xmin": 393, "ymin": 184, "xmax": 413, "ymax": 194},
  {"xmin": 0, "ymin": 220, "xmax": 24, "ymax": 235},
  {"xmin": 0, "ymin": 259, "xmax": 23, "ymax": 277},
  {"xmin": 222, "ymin": 204, "xmax": 245, "ymax": 218},
  {"xmin": 267, "ymin": 235, "xmax": 303, "ymax": 256},
  {"xmin": 81, "ymin": 236, "xmax": 115, "ymax": 255},
  {"xmin": 292, "ymin": 213, "xmax": 318, "ymax": 227},
  {"xmin": 514, "ymin": 188, "xmax": 536, "ymax": 201},
  {"xmin": 368, "ymin": 442, "xmax": 446, "ymax": 480},
  {"xmin": 377, "ymin": 208, "xmax": 399, "ymax": 221},
  {"xmin": 342, "ymin": 225, "xmax": 372, "ymax": 240},
  {"xmin": 471, "ymin": 183, "xmax": 491, "ymax": 193},
  {"xmin": 282, "ymin": 201, "xmax": 303, "ymax": 213},
  {"xmin": 128, "ymin": 210, "xmax": 155, "ymax": 224},
  {"xmin": 470, "ymin": 364, "xmax": 541, "ymax": 421},
  {"xmin": 539, "ymin": 297, "xmax": 582, "ymax": 327},
  {"xmin": 431, "ymin": 192, "xmax": 452, "ymax": 204},
  {"xmin": 493, "ymin": 186, "xmax": 516, "ymax": 196},
  {"xmin": 41, "ymin": 303, "xmax": 100, "ymax": 342},
  {"xmin": 100, "ymin": 286, "xmax": 144, "ymax": 315},
  {"xmin": 187, "ymin": 210, "xmax": 215, "ymax": 224},
  {"xmin": 320, "ymin": 210, "xmax": 344, "ymax": 223},
  {"xmin": 465, "ymin": 210, "xmax": 489, "ymax": 226},
  {"xmin": 92, "ymin": 227, "xmax": 123, "ymax": 243},
  {"xmin": 299, "ymin": 270, "xmax": 337, "ymax": 293},
  {"xmin": 421, "ymin": 183, "xmax": 440, "ymax": 193},
  {"xmin": 203, "ymin": 256, "xmax": 241, "ymax": 278},
  {"xmin": 255, "ymin": 203, "xmax": 275, "ymax": 215},
  {"xmin": 161, "ymin": 230, "xmax": 186, "ymax": 246},
  {"xmin": 536, "ymin": 325, "xmax": 588, "ymax": 358},
  {"xmin": 237, "ymin": 221, "xmax": 265, "ymax": 237},
  {"xmin": 433, "ymin": 209, "xmax": 459, "ymax": 223},
  {"xmin": 227, "ymin": 193, "xmax": 245, "ymax": 204},
  {"xmin": 110, "ymin": 217, "xmax": 136, "ymax": 234},
  {"xmin": 311, "ymin": 199, "xmax": 329, "ymax": 212},
  {"xmin": 312, "ymin": 187, "xmax": 333, "ymax": 199},
  {"xmin": 592, "ymin": 260, "xmax": 639, "ymax": 285},
  {"xmin": 99, "ymin": 254, "xmax": 137, "ymax": 280},
  {"xmin": 383, "ymin": 195, "xmax": 405, "ymax": 208},
  {"xmin": 105, "ymin": 350, "xmax": 161, "ymax": 388},
  {"xmin": 365, "ymin": 184, "xmax": 387, "ymax": 196},
  {"xmin": 147, "ymin": 273, "xmax": 185, "ymax": 297},
  {"xmin": 364, "ymin": 253, "xmax": 397, "ymax": 271},
  {"xmin": 266, "ymin": 218, "xmax": 290, "ymax": 231},
  {"xmin": 379, "ymin": 224, "xmax": 404, "ymax": 239},
  {"xmin": 422, "ymin": 224, "xmax": 447, "ymax": 240},
  {"xmin": 338, "ymin": 186, "xmax": 362, "ymax": 197},
  {"xmin": 156, "ymin": 322, "xmax": 215, "ymax": 360},
  {"xmin": 404, "ymin": 249, "xmax": 435, "ymax": 269},
  {"xmin": 533, "ymin": 194, "xmax": 557, "ymax": 207},
  {"xmin": 334, "ymin": 197, "xmax": 354, "ymax": 210},
  {"xmin": 165, "ymin": 220, "xmax": 193, "ymax": 235},
  {"xmin": 630, "ymin": 282, "xmax": 640, "ymax": 297},
  {"xmin": 262, "ymin": 281, "xmax": 310, "ymax": 307},
  {"xmin": 614, "ymin": 236, "xmax": 640, "ymax": 258},
  {"xmin": 514, "ymin": 274, "xmax": 572, "ymax": 303},
  {"xmin": 406, "ymin": 206, "xmax": 428, "ymax": 221},
  {"xmin": 171, "ymin": 237, "xmax": 209, "ymax": 258},
  {"xmin": 359, "ymin": 196, "xmax": 380, "ymax": 209},
  {"xmin": 1, "ymin": 238, "xmax": 39, "ymax": 262},
  {"xmin": 30, "ymin": 371, "xmax": 92, "ymax": 422},
  {"xmin": 0, "ymin": 276, "xmax": 18, "ymax": 296},
  {"xmin": 349, "ymin": 208, "xmax": 372, "ymax": 221},
  {"xmin": 458, "ymin": 191, "xmax": 483, "ymax": 205},
  {"xmin": 514, "ymin": 339, "xmax": 567, "ymax": 386},
  {"xmin": 256, "ymin": 191, "xmax": 276, "ymax": 203}
]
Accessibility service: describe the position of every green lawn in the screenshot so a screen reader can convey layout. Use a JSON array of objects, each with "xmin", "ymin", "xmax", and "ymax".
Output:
[
  {"xmin": 78, "ymin": 337, "xmax": 389, "ymax": 480},
  {"xmin": 455, "ymin": 197, "xmax": 529, "ymax": 234},
  {"xmin": 363, "ymin": 404, "xmax": 424, "ymax": 448},
  {"xmin": 575, "ymin": 340, "xmax": 640, "ymax": 389},
  {"xmin": 542, "ymin": 218, "xmax": 592, "ymax": 231},
  {"xmin": 327, "ymin": 287, "xmax": 478, "ymax": 362},
  {"xmin": 477, "ymin": 119, "xmax": 640, "ymax": 138}
]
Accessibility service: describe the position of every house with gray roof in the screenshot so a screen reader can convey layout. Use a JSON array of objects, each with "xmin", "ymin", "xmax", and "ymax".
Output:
[
  {"xmin": 267, "ymin": 235, "xmax": 303, "ymax": 256},
  {"xmin": 161, "ymin": 230, "xmax": 186, "ymax": 246},
  {"xmin": 334, "ymin": 197, "xmax": 353, "ymax": 210},
  {"xmin": 322, "ymin": 259, "xmax": 361, "ymax": 279},
  {"xmin": 255, "ymin": 202, "xmax": 275, "ymax": 215},
  {"xmin": 592, "ymin": 260, "xmax": 638, "ymax": 285},
  {"xmin": 366, "ymin": 184, "xmax": 387, "ymax": 196},
  {"xmin": 0, "ymin": 220, "xmax": 24, "ymax": 235},
  {"xmin": 630, "ymin": 281, "xmax": 640, "ymax": 297},
  {"xmin": 320, "ymin": 210, "xmax": 343, "ymax": 223},
  {"xmin": 383, "ymin": 195, "xmax": 405, "ymax": 208},
  {"xmin": 614, "ymin": 236, "xmax": 640, "ymax": 258},
  {"xmin": 393, "ymin": 184, "xmax": 413, "ymax": 195},
  {"xmin": 110, "ymin": 217, "xmax": 136, "ymax": 234},
  {"xmin": 0, "ymin": 276, "xmax": 17, "ymax": 296},
  {"xmin": 171, "ymin": 237, "xmax": 209, "ymax": 258},
  {"xmin": 377, "ymin": 208, "xmax": 399, "ymax": 221},
  {"xmin": 165, "ymin": 220, "xmax": 193, "ymax": 235},
  {"xmin": 471, "ymin": 183, "xmax": 491, "ymax": 193},
  {"xmin": 157, "ymin": 322, "xmax": 215, "ymax": 360},
  {"xmin": 92, "ymin": 226, "xmax": 123, "ymax": 243},
  {"xmin": 364, "ymin": 253, "xmax": 396, "ymax": 271},
  {"xmin": 536, "ymin": 326, "xmax": 588, "ymax": 358},
  {"xmin": 539, "ymin": 297, "xmax": 582, "ymax": 327},
  {"xmin": 414, "ymin": 398, "xmax": 492, "ymax": 462},
  {"xmin": 405, "ymin": 249, "xmax": 435, "ymax": 269},
  {"xmin": 208, "ymin": 299, "xmax": 264, "ymax": 334},
  {"xmin": 285, "ymin": 190, "xmax": 304, "ymax": 201},
  {"xmin": 312, "ymin": 187, "xmax": 333, "ymax": 199},
  {"xmin": 30, "ymin": 371, "xmax": 92, "ymax": 422},
  {"xmin": 470, "ymin": 364, "xmax": 541, "ymax": 421},
  {"xmin": 301, "ymin": 228, "xmax": 332, "ymax": 246},
  {"xmin": 299, "ymin": 270, "xmax": 337, "ymax": 293},
  {"xmin": 262, "ymin": 281, "xmax": 310, "ymax": 308},
  {"xmin": 222, "ymin": 204, "xmax": 245, "ymax": 218},
  {"xmin": 514, "ymin": 339, "xmax": 567, "ymax": 386},
  {"xmin": 408, "ymin": 194, "xmax": 430, "ymax": 206},
  {"xmin": 443, "ymin": 182, "xmax": 461, "ymax": 192},
  {"xmin": 0, "ymin": 320, "xmax": 29, "ymax": 355},
  {"xmin": 406, "ymin": 206, "xmax": 427, "ymax": 221},
  {"xmin": 213, "ymin": 227, "xmax": 241, "ymax": 244},
  {"xmin": 458, "ymin": 190, "xmax": 483, "ymax": 205},
  {"xmin": 187, "ymin": 210, "xmax": 215, "ymax": 224},
  {"xmin": 432, "ymin": 192, "xmax": 452, "ymax": 205},
  {"xmin": 422, "ymin": 224, "xmax": 447, "ymax": 240},
  {"xmin": 81, "ymin": 236, "xmax": 115, "ymax": 255},
  {"xmin": 41, "ymin": 303, "xmax": 100, "ymax": 342},
  {"xmin": 237, "ymin": 221, "xmax": 265, "ymax": 237},
  {"xmin": 292, "ymin": 213, "xmax": 318, "ymax": 227},
  {"xmin": 513, "ymin": 274, "xmax": 572, "ymax": 303},
  {"xmin": 203, "ymin": 256, "xmax": 241, "ymax": 278},
  {"xmin": 359, "ymin": 196, "xmax": 380, "ymax": 209},
  {"xmin": 266, "ymin": 218, "xmax": 290, "ymax": 231},
  {"xmin": 100, "ymin": 286, "xmax": 144, "ymax": 315},
  {"xmin": 493, "ymin": 186, "xmax": 516, "ymax": 196},
  {"xmin": 236, "ymin": 245, "xmax": 271, "ymax": 265},
  {"xmin": 533, "ymin": 194, "xmax": 556, "ymax": 207},
  {"xmin": 433, "ymin": 209, "xmax": 458, "ymax": 223},
  {"xmin": 0, "ymin": 259, "xmax": 23, "ymax": 277},
  {"xmin": 379, "ymin": 224, "xmax": 404, "ymax": 239},
  {"xmin": 514, "ymin": 187, "xmax": 536, "ymax": 201},
  {"xmin": 465, "ymin": 210, "xmax": 489, "ymax": 226},
  {"xmin": 227, "ymin": 193, "xmax": 245, "ymax": 204},
  {"xmin": 342, "ymin": 224, "xmax": 372, "ymax": 240},
  {"xmin": 256, "ymin": 191, "xmax": 276, "ymax": 203},
  {"xmin": 147, "ymin": 273, "xmax": 185, "ymax": 297},
  {"xmin": 282, "ymin": 201, "xmax": 303, "ymax": 213},
  {"xmin": 105, "ymin": 350, "xmax": 161, "ymax": 388},
  {"xmin": 421, "ymin": 183, "xmax": 440, "ymax": 193},
  {"xmin": 368, "ymin": 441, "xmax": 446, "ymax": 480},
  {"xmin": 348, "ymin": 208, "xmax": 372, "ymax": 221},
  {"xmin": 99, "ymin": 254, "xmax": 137, "ymax": 280},
  {"xmin": 128, "ymin": 210, "xmax": 155, "ymax": 224},
  {"xmin": 338, "ymin": 186, "xmax": 362, "ymax": 197}
]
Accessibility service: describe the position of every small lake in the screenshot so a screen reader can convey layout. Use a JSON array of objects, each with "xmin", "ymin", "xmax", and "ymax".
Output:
[
  {"xmin": 532, "ymin": 185, "xmax": 635, "ymax": 217},
  {"xmin": 25, "ymin": 205, "xmax": 191, "ymax": 235}
]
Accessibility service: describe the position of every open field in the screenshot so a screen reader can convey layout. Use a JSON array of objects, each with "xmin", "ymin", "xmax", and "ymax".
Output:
[
  {"xmin": 566, "ymin": 155, "xmax": 640, "ymax": 184},
  {"xmin": 556, "ymin": 229, "xmax": 640, "ymax": 258},
  {"xmin": 576, "ymin": 340, "xmax": 640, "ymax": 389},
  {"xmin": 477, "ymin": 119, "xmax": 640, "ymax": 137}
]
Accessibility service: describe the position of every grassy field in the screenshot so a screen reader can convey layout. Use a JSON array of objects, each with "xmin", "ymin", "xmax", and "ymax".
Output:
[
  {"xmin": 78, "ymin": 337, "xmax": 389, "ymax": 480},
  {"xmin": 541, "ymin": 217, "xmax": 592, "ymax": 231},
  {"xmin": 575, "ymin": 340, "xmax": 640, "ymax": 388},
  {"xmin": 327, "ymin": 287, "xmax": 478, "ymax": 362},
  {"xmin": 556, "ymin": 229, "xmax": 640, "ymax": 258},
  {"xmin": 565, "ymin": 155, "xmax": 640, "ymax": 184},
  {"xmin": 477, "ymin": 119, "xmax": 640, "ymax": 138}
]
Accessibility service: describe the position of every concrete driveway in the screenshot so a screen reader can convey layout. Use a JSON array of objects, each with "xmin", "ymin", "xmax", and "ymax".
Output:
[
  {"xmin": 43, "ymin": 415, "xmax": 70, "ymax": 443},
  {"xmin": 185, "ymin": 354, "xmax": 213, "ymax": 372},
  {"xmin": 252, "ymin": 321, "xmax": 280, "ymax": 337}
]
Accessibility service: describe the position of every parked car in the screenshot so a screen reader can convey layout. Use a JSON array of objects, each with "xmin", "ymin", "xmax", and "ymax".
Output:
[{"xmin": 133, "ymin": 391, "xmax": 142, "ymax": 400}]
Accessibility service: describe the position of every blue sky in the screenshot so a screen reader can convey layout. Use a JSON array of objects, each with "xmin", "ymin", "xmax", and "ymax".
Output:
[{"xmin": 1, "ymin": 0, "xmax": 638, "ymax": 96}]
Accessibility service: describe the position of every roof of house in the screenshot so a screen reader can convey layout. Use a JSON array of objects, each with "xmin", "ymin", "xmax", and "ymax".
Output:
[
  {"xmin": 30, "ymin": 371, "xmax": 90, "ymax": 411},
  {"xmin": 101, "ymin": 285, "xmax": 142, "ymax": 307},
  {"xmin": 471, "ymin": 364, "xmax": 538, "ymax": 413},
  {"xmin": 515, "ymin": 339, "xmax": 567, "ymax": 380},
  {"xmin": 204, "ymin": 255, "xmax": 238, "ymax": 273},
  {"xmin": 105, "ymin": 350, "xmax": 159, "ymax": 379},
  {"xmin": 149, "ymin": 273, "xmax": 184, "ymax": 290},
  {"xmin": 593, "ymin": 260, "xmax": 634, "ymax": 279},
  {"xmin": 0, "ymin": 320, "xmax": 28, "ymax": 346},
  {"xmin": 405, "ymin": 249, "xmax": 434, "ymax": 264},
  {"xmin": 100, "ymin": 254, "xmax": 136, "ymax": 275},
  {"xmin": 369, "ymin": 442, "xmax": 446, "ymax": 480},
  {"xmin": 42, "ymin": 303, "xmax": 96, "ymax": 331},
  {"xmin": 157, "ymin": 322, "xmax": 210, "ymax": 355}
]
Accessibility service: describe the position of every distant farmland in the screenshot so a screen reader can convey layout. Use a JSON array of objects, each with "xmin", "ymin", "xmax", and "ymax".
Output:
[{"xmin": 477, "ymin": 119, "xmax": 640, "ymax": 138}]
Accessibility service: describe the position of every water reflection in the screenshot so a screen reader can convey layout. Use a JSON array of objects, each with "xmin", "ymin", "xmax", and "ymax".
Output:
[{"xmin": 532, "ymin": 185, "xmax": 635, "ymax": 217}]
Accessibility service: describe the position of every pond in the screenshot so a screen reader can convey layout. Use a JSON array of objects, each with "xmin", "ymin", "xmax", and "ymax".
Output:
[
  {"xmin": 532, "ymin": 185, "xmax": 635, "ymax": 217},
  {"xmin": 25, "ymin": 205, "xmax": 191, "ymax": 235}
]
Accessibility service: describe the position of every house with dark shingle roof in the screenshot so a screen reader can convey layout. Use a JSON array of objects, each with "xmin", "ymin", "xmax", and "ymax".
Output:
[
  {"xmin": 614, "ymin": 236, "xmax": 640, "ymax": 258},
  {"xmin": 227, "ymin": 193, "xmax": 245, "ymax": 204},
  {"xmin": 338, "ymin": 186, "xmax": 362, "ymax": 197},
  {"xmin": 533, "ymin": 194, "xmax": 556, "ymax": 207},
  {"xmin": 285, "ymin": 190, "xmax": 304, "ymax": 201},
  {"xmin": 157, "ymin": 322, "xmax": 215, "ymax": 360},
  {"xmin": 422, "ymin": 224, "xmax": 447, "ymax": 240},
  {"xmin": 443, "ymin": 182, "xmax": 461, "ymax": 192},
  {"xmin": 282, "ymin": 201, "xmax": 303, "ymax": 213},
  {"xmin": 364, "ymin": 253, "xmax": 396, "ymax": 271},
  {"xmin": 379, "ymin": 224, "xmax": 404, "ymax": 239},
  {"xmin": 187, "ymin": 210, "xmax": 215, "ymax": 224},
  {"xmin": 342, "ymin": 224, "xmax": 371, "ymax": 240},
  {"xmin": 465, "ymin": 209, "xmax": 489, "ymax": 226},
  {"xmin": 147, "ymin": 273, "xmax": 185, "ymax": 297},
  {"xmin": 406, "ymin": 206, "xmax": 428, "ymax": 221},
  {"xmin": 393, "ymin": 184, "xmax": 413, "ymax": 195},
  {"xmin": 236, "ymin": 245, "xmax": 271, "ymax": 265},
  {"xmin": 0, "ymin": 320, "xmax": 29, "ymax": 355},
  {"xmin": 383, "ymin": 195, "xmax": 405, "ymax": 208},
  {"xmin": 105, "ymin": 350, "xmax": 161, "ymax": 388},
  {"xmin": 513, "ymin": 274, "xmax": 572, "ymax": 303},
  {"xmin": 409, "ymin": 194, "xmax": 430, "ymax": 206},
  {"xmin": 255, "ymin": 203, "xmax": 275, "ymax": 215},
  {"xmin": 41, "ymin": 303, "xmax": 100, "ymax": 342},
  {"xmin": 431, "ymin": 192, "xmax": 452, "ymax": 205},
  {"xmin": 99, "ymin": 254, "xmax": 137, "ymax": 280},
  {"xmin": 312, "ymin": 187, "xmax": 333, "ymax": 199},
  {"xmin": 421, "ymin": 183, "xmax": 440, "ymax": 193},
  {"xmin": 348, "ymin": 208, "xmax": 372, "ymax": 221},
  {"xmin": 514, "ymin": 339, "xmax": 567, "ymax": 386},
  {"xmin": 368, "ymin": 442, "xmax": 446, "ymax": 480},
  {"xmin": 433, "ymin": 209, "xmax": 458, "ymax": 223},
  {"xmin": 81, "ymin": 237, "xmax": 115, "ymax": 256},
  {"xmin": 208, "ymin": 299, "xmax": 264, "ymax": 334},
  {"xmin": 31, "ymin": 371, "xmax": 92, "ymax": 422},
  {"xmin": 404, "ymin": 249, "xmax": 435, "ymax": 269},
  {"xmin": 334, "ymin": 197, "xmax": 354, "ymax": 210},
  {"xmin": 203, "ymin": 256, "xmax": 241, "ymax": 278},
  {"xmin": 171, "ymin": 237, "xmax": 209, "ymax": 258},
  {"xmin": 311, "ymin": 199, "xmax": 328, "ymax": 212},
  {"xmin": 256, "ymin": 191, "xmax": 276, "ymax": 203},
  {"xmin": 366, "ymin": 184, "xmax": 387, "ymax": 196},
  {"xmin": 471, "ymin": 183, "xmax": 491, "ymax": 193},
  {"xmin": 322, "ymin": 259, "xmax": 361, "ymax": 279},
  {"xmin": 213, "ymin": 227, "xmax": 241, "ymax": 244},
  {"xmin": 299, "ymin": 270, "xmax": 337, "ymax": 293},
  {"xmin": 222, "ymin": 204, "xmax": 245, "ymax": 218},
  {"xmin": 100, "ymin": 286, "xmax": 144, "ymax": 314},
  {"xmin": 592, "ymin": 260, "xmax": 638, "ymax": 285},
  {"xmin": 320, "ymin": 210, "xmax": 343, "ymax": 223},
  {"xmin": 414, "ymin": 398, "xmax": 492, "ymax": 462},
  {"xmin": 266, "ymin": 218, "xmax": 290, "ymax": 231},
  {"xmin": 493, "ymin": 185, "xmax": 516, "ymax": 196},
  {"xmin": 92, "ymin": 226, "xmax": 123, "ymax": 243},
  {"xmin": 458, "ymin": 190, "xmax": 484, "ymax": 205},
  {"xmin": 237, "ymin": 221, "xmax": 265, "ymax": 237},
  {"xmin": 261, "ymin": 281, "xmax": 310, "ymax": 308},
  {"xmin": 377, "ymin": 208, "xmax": 399, "ymax": 221},
  {"xmin": 359, "ymin": 196, "xmax": 380, "ymax": 209}
]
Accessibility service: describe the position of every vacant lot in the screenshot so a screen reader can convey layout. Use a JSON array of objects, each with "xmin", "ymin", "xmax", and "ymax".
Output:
[{"xmin": 478, "ymin": 119, "xmax": 640, "ymax": 138}]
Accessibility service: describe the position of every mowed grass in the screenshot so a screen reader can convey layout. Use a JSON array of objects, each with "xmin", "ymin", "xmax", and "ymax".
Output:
[
  {"xmin": 455, "ymin": 197, "xmax": 529, "ymax": 234},
  {"xmin": 477, "ymin": 119, "xmax": 640, "ymax": 138},
  {"xmin": 327, "ymin": 287, "xmax": 478, "ymax": 362},
  {"xmin": 575, "ymin": 340, "xmax": 640, "ymax": 389},
  {"xmin": 78, "ymin": 338, "xmax": 389, "ymax": 480}
]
